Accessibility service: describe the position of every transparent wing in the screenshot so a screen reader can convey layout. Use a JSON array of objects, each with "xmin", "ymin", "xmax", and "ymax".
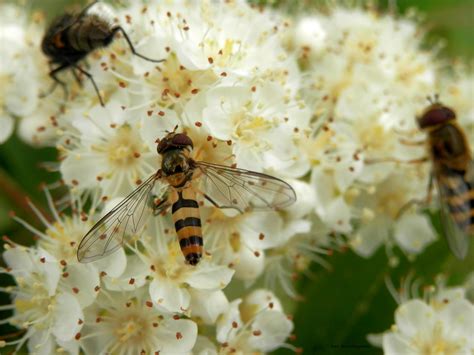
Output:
[
  {"xmin": 193, "ymin": 161, "xmax": 296, "ymax": 214},
  {"xmin": 436, "ymin": 162, "xmax": 473, "ymax": 260},
  {"xmin": 77, "ymin": 172, "xmax": 160, "ymax": 263}
]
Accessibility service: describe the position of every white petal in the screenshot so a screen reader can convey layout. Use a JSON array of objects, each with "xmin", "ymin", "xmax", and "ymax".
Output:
[
  {"xmin": 395, "ymin": 300, "xmax": 435, "ymax": 338},
  {"xmin": 351, "ymin": 216, "xmax": 391, "ymax": 258},
  {"xmin": 189, "ymin": 289, "xmax": 229, "ymax": 325},
  {"xmin": 239, "ymin": 213, "xmax": 284, "ymax": 250},
  {"xmin": 366, "ymin": 332, "xmax": 385, "ymax": 347},
  {"xmin": 52, "ymin": 292, "xmax": 84, "ymax": 341},
  {"xmin": 193, "ymin": 335, "xmax": 218, "ymax": 355},
  {"xmin": 60, "ymin": 154, "xmax": 104, "ymax": 189},
  {"xmin": 56, "ymin": 338, "xmax": 80, "ymax": 355},
  {"xmin": 184, "ymin": 262, "xmax": 234, "ymax": 290},
  {"xmin": 157, "ymin": 318, "xmax": 198, "ymax": 354},
  {"xmin": 383, "ymin": 333, "xmax": 415, "ymax": 355},
  {"xmin": 102, "ymin": 255, "xmax": 148, "ymax": 291},
  {"xmin": 62, "ymin": 263, "xmax": 100, "ymax": 308},
  {"xmin": 242, "ymin": 289, "xmax": 283, "ymax": 314},
  {"xmin": 3, "ymin": 247, "xmax": 35, "ymax": 275},
  {"xmin": 323, "ymin": 196, "xmax": 352, "ymax": 233},
  {"xmin": 248, "ymin": 310, "xmax": 294, "ymax": 352},
  {"xmin": 92, "ymin": 247, "xmax": 127, "ymax": 278},
  {"xmin": 234, "ymin": 246, "xmax": 265, "ymax": 281},
  {"xmin": 0, "ymin": 113, "xmax": 14, "ymax": 143},
  {"xmin": 5, "ymin": 69, "xmax": 39, "ymax": 117},
  {"xmin": 27, "ymin": 330, "xmax": 55, "ymax": 355},
  {"xmin": 216, "ymin": 299, "xmax": 243, "ymax": 343},
  {"xmin": 149, "ymin": 278, "xmax": 191, "ymax": 313},
  {"xmin": 438, "ymin": 299, "xmax": 474, "ymax": 346},
  {"xmin": 393, "ymin": 213, "xmax": 436, "ymax": 253},
  {"xmin": 294, "ymin": 17, "xmax": 327, "ymax": 53}
]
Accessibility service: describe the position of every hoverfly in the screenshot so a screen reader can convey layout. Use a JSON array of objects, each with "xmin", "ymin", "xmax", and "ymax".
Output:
[
  {"xmin": 77, "ymin": 129, "xmax": 296, "ymax": 265},
  {"xmin": 41, "ymin": 0, "xmax": 164, "ymax": 107},
  {"xmin": 418, "ymin": 98, "xmax": 473, "ymax": 259}
]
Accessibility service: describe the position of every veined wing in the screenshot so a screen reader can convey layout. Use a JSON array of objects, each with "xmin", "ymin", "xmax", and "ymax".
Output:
[
  {"xmin": 193, "ymin": 161, "xmax": 296, "ymax": 214},
  {"xmin": 436, "ymin": 161, "xmax": 473, "ymax": 260},
  {"xmin": 77, "ymin": 172, "xmax": 160, "ymax": 263}
]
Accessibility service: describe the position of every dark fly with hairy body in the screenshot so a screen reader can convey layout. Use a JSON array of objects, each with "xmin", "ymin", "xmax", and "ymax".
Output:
[{"xmin": 41, "ymin": 0, "xmax": 164, "ymax": 106}]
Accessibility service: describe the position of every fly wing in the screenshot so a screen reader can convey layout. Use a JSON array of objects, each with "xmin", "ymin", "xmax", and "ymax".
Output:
[
  {"xmin": 435, "ymin": 161, "xmax": 473, "ymax": 259},
  {"xmin": 193, "ymin": 161, "xmax": 296, "ymax": 214},
  {"xmin": 77, "ymin": 172, "xmax": 160, "ymax": 262}
]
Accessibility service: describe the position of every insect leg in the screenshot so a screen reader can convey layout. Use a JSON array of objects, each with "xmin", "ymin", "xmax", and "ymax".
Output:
[
  {"xmin": 152, "ymin": 197, "xmax": 170, "ymax": 216},
  {"xmin": 395, "ymin": 172, "xmax": 434, "ymax": 219},
  {"xmin": 365, "ymin": 157, "xmax": 429, "ymax": 165},
  {"xmin": 398, "ymin": 138, "xmax": 426, "ymax": 146},
  {"xmin": 71, "ymin": 68, "xmax": 84, "ymax": 87},
  {"xmin": 115, "ymin": 27, "xmax": 165, "ymax": 63},
  {"xmin": 71, "ymin": 63, "xmax": 105, "ymax": 107},
  {"xmin": 78, "ymin": 0, "xmax": 100, "ymax": 17},
  {"xmin": 40, "ymin": 62, "xmax": 71, "ymax": 102}
]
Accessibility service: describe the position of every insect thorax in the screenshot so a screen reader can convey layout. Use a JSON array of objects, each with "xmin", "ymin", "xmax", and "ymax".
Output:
[
  {"xmin": 161, "ymin": 149, "xmax": 191, "ymax": 177},
  {"xmin": 429, "ymin": 123, "xmax": 470, "ymax": 169}
]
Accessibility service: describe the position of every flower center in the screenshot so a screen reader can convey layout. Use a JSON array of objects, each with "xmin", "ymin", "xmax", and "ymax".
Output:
[
  {"xmin": 115, "ymin": 316, "xmax": 145, "ymax": 343},
  {"xmin": 42, "ymin": 220, "xmax": 89, "ymax": 261},
  {"xmin": 103, "ymin": 125, "xmax": 144, "ymax": 168}
]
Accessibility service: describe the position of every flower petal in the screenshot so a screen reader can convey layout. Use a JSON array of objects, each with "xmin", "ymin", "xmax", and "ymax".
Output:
[
  {"xmin": 189, "ymin": 289, "xmax": 229, "ymax": 324},
  {"xmin": 393, "ymin": 213, "xmax": 436, "ymax": 253},
  {"xmin": 394, "ymin": 300, "xmax": 435, "ymax": 338},
  {"xmin": 149, "ymin": 278, "xmax": 191, "ymax": 313},
  {"xmin": 157, "ymin": 318, "xmax": 198, "ymax": 354},
  {"xmin": 248, "ymin": 310, "xmax": 294, "ymax": 352},
  {"xmin": 62, "ymin": 263, "xmax": 100, "ymax": 308},
  {"xmin": 52, "ymin": 292, "xmax": 84, "ymax": 342},
  {"xmin": 184, "ymin": 262, "xmax": 234, "ymax": 290}
]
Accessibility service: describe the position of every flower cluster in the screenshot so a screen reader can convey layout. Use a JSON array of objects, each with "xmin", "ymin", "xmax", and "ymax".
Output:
[
  {"xmin": 0, "ymin": 0, "xmax": 472, "ymax": 353},
  {"xmin": 368, "ymin": 275, "xmax": 474, "ymax": 354},
  {"xmin": 291, "ymin": 6, "xmax": 473, "ymax": 261}
]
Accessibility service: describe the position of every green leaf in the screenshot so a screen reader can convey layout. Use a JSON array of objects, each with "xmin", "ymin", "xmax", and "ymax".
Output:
[{"xmin": 276, "ymin": 230, "xmax": 474, "ymax": 355}]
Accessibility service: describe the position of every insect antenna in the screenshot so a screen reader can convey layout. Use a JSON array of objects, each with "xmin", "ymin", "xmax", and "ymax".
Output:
[{"xmin": 114, "ymin": 26, "xmax": 165, "ymax": 63}]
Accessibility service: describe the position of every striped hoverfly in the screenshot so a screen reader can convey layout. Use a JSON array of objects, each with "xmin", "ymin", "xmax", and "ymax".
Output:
[
  {"xmin": 77, "ymin": 129, "xmax": 296, "ymax": 265},
  {"xmin": 418, "ymin": 99, "xmax": 473, "ymax": 259},
  {"xmin": 42, "ymin": 0, "xmax": 164, "ymax": 106}
]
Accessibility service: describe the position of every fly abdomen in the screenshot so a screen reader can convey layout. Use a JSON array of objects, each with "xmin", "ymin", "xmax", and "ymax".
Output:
[
  {"xmin": 440, "ymin": 173, "xmax": 474, "ymax": 233},
  {"xmin": 170, "ymin": 188, "xmax": 203, "ymax": 265}
]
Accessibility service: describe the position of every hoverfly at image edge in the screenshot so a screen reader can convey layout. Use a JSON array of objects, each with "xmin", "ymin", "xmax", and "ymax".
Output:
[{"xmin": 418, "ymin": 99, "xmax": 474, "ymax": 259}]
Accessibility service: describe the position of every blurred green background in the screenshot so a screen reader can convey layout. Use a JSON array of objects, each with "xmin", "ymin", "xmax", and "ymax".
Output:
[{"xmin": 0, "ymin": 0, "xmax": 472, "ymax": 354}]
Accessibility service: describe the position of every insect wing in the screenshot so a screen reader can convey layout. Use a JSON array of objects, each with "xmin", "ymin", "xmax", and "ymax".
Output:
[
  {"xmin": 436, "ymin": 163, "xmax": 473, "ymax": 259},
  {"xmin": 77, "ymin": 173, "xmax": 159, "ymax": 262},
  {"xmin": 194, "ymin": 161, "xmax": 296, "ymax": 213}
]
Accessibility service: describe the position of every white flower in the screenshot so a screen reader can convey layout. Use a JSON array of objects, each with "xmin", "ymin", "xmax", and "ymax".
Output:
[
  {"xmin": 110, "ymin": 230, "xmax": 235, "ymax": 314},
  {"xmin": 216, "ymin": 289, "xmax": 294, "ymax": 353},
  {"xmin": 0, "ymin": 4, "xmax": 44, "ymax": 144},
  {"xmin": 59, "ymin": 98, "xmax": 157, "ymax": 197},
  {"xmin": 369, "ymin": 275, "xmax": 474, "ymax": 354},
  {"xmin": 1, "ymin": 246, "xmax": 84, "ymax": 354},
  {"xmin": 294, "ymin": 6, "xmax": 452, "ymax": 258},
  {"xmin": 79, "ymin": 287, "xmax": 198, "ymax": 355},
  {"xmin": 383, "ymin": 299, "xmax": 474, "ymax": 354},
  {"xmin": 195, "ymin": 81, "xmax": 310, "ymax": 175}
]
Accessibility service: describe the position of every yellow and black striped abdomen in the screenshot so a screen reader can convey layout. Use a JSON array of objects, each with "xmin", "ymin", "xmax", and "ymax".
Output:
[
  {"xmin": 170, "ymin": 188, "xmax": 203, "ymax": 265},
  {"xmin": 438, "ymin": 169, "xmax": 474, "ymax": 235}
]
